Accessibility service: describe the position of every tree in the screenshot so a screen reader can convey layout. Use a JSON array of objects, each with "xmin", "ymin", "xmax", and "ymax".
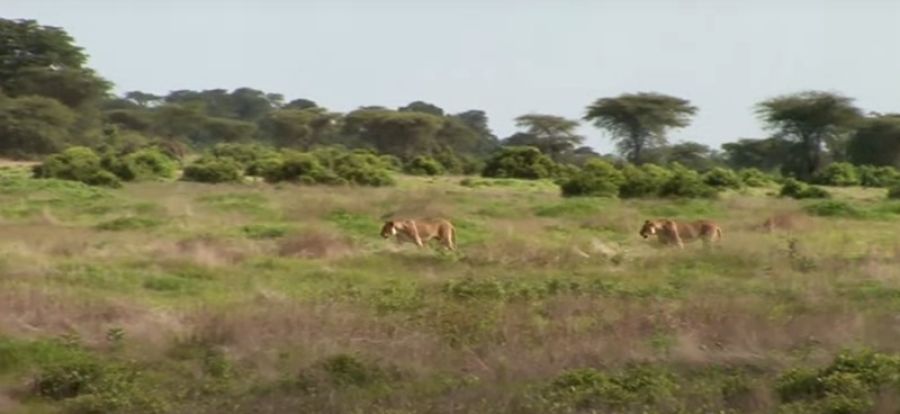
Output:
[
  {"xmin": 481, "ymin": 146, "xmax": 557, "ymax": 179},
  {"xmin": 666, "ymin": 141, "xmax": 719, "ymax": 170},
  {"xmin": 124, "ymin": 91, "xmax": 162, "ymax": 108},
  {"xmin": 398, "ymin": 101, "xmax": 444, "ymax": 117},
  {"xmin": 0, "ymin": 94, "xmax": 76, "ymax": 157},
  {"xmin": 452, "ymin": 109, "xmax": 499, "ymax": 157},
  {"xmin": 342, "ymin": 109, "xmax": 444, "ymax": 159},
  {"xmin": 0, "ymin": 19, "xmax": 110, "ymax": 108},
  {"xmin": 756, "ymin": 91, "xmax": 862, "ymax": 180},
  {"xmin": 584, "ymin": 92, "xmax": 697, "ymax": 163},
  {"xmin": 505, "ymin": 114, "xmax": 583, "ymax": 160},
  {"xmin": 721, "ymin": 137, "xmax": 791, "ymax": 171},
  {"xmin": 260, "ymin": 108, "xmax": 339, "ymax": 149},
  {"xmin": 847, "ymin": 114, "xmax": 900, "ymax": 168},
  {"xmin": 284, "ymin": 98, "xmax": 318, "ymax": 110}
]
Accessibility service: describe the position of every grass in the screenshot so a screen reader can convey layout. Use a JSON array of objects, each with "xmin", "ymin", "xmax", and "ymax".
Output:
[{"xmin": 2, "ymin": 168, "xmax": 900, "ymax": 413}]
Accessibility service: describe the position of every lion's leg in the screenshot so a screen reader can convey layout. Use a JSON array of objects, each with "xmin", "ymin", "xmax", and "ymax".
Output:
[{"xmin": 410, "ymin": 222, "xmax": 425, "ymax": 248}]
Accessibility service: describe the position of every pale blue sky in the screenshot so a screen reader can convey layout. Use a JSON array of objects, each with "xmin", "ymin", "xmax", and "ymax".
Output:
[{"xmin": 6, "ymin": 0, "xmax": 900, "ymax": 153}]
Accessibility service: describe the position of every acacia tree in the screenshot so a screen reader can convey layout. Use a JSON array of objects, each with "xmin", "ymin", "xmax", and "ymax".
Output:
[
  {"xmin": 847, "ymin": 114, "xmax": 900, "ymax": 168},
  {"xmin": 583, "ymin": 92, "xmax": 697, "ymax": 164},
  {"xmin": 756, "ymin": 91, "xmax": 861, "ymax": 180},
  {"xmin": 504, "ymin": 114, "xmax": 583, "ymax": 160}
]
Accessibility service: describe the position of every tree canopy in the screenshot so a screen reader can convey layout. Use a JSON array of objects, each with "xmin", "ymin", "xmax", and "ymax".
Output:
[{"xmin": 584, "ymin": 92, "xmax": 697, "ymax": 164}]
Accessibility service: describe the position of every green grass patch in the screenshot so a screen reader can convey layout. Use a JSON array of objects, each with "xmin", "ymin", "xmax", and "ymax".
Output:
[{"xmin": 96, "ymin": 216, "xmax": 162, "ymax": 231}]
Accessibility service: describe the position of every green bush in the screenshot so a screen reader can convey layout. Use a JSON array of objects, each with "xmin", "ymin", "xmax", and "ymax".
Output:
[
  {"xmin": 804, "ymin": 200, "xmax": 863, "ymax": 218},
  {"xmin": 95, "ymin": 216, "xmax": 161, "ymax": 231},
  {"xmin": 858, "ymin": 165, "xmax": 900, "ymax": 188},
  {"xmin": 776, "ymin": 350, "xmax": 900, "ymax": 414},
  {"xmin": 121, "ymin": 148, "xmax": 177, "ymax": 180},
  {"xmin": 619, "ymin": 164, "xmax": 672, "ymax": 198},
  {"xmin": 33, "ymin": 147, "xmax": 122, "ymax": 188},
  {"xmin": 702, "ymin": 167, "xmax": 742, "ymax": 189},
  {"xmin": 889, "ymin": 185, "xmax": 900, "ymax": 200},
  {"xmin": 482, "ymin": 146, "xmax": 557, "ymax": 179},
  {"xmin": 403, "ymin": 156, "xmax": 445, "ymax": 176},
  {"xmin": 780, "ymin": 178, "xmax": 830, "ymax": 199},
  {"xmin": 738, "ymin": 168, "xmax": 775, "ymax": 187},
  {"xmin": 658, "ymin": 164, "xmax": 718, "ymax": 198},
  {"xmin": 263, "ymin": 152, "xmax": 339, "ymax": 184},
  {"xmin": 559, "ymin": 159, "xmax": 623, "ymax": 197},
  {"xmin": 543, "ymin": 365, "xmax": 676, "ymax": 410},
  {"xmin": 332, "ymin": 152, "xmax": 395, "ymax": 186},
  {"xmin": 815, "ymin": 162, "xmax": 860, "ymax": 186},
  {"xmin": 181, "ymin": 156, "xmax": 243, "ymax": 183},
  {"xmin": 211, "ymin": 143, "xmax": 281, "ymax": 177}
]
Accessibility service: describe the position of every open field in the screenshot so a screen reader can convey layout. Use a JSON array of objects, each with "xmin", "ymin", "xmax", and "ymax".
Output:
[{"xmin": 2, "ymin": 169, "xmax": 900, "ymax": 413}]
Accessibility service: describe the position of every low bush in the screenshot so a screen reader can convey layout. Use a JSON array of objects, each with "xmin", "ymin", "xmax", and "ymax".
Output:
[
  {"xmin": 804, "ymin": 200, "xmax": 864, "ymax": 218},
  {"xmin": 482, "ymin": 146, "xmax": 557, "ymax": 179},
  {"xmin": 122, "ymin": 148, "xmax": 177, "ymax": 181},
  {"xmin": 658, "ymin": 164, "xmax": 718, "ymax": 198},
  {"xmin": 702, "ymin": 167, "xmax": 742, "ymax": 190},
  {"xmin": 332, "ymin": 152, "xmax": 395, "ymax": 186},
  {"xmin": 263, "ymin": 152, "xmax": 339, "ymax": 184},
  {"xmin": 889, "ymin": 185, "xmax": 900, "ymax": 200},
  {"xmin": 815, "ymin": 162, "xmax": 860, "ymax": 186},
  {"xmin": 33, "ymin": 147, "xmax": 122, "ymax": 188},
  {"xmin": 182, "ymin": 156, "xmax": 243, "ymax": 183},
  {"xmin": 403, "ymin": 156, "xmax": 445, "ymax": 176},
  {"xmin": 619, "ymin": 164, "xmax": 672, "ymax": 198},
  {"xmin": 858, "ymin": 165, "xmax": 900, "ymax": 188},
  {"xmin": 738, "ymin": 168, "xmax": 775, "ymax": 187},
  {"xmin": 780, "ymin": 178, "xmax": 830, "ymax": 199},
  {"xmin": 559, "ymin": 159, "xmax": 623, "ymax": 197}
]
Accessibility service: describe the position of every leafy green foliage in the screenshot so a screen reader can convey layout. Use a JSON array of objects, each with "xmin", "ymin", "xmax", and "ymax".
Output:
[
  {"xmin": 804, "ymin": 200, "xmax": 863, "ymax": 218},
  {"xmin": 560, "ymin": 159, "xmax": 623, "ymax": 197},
  {"xmin": 332, "ymin": 152, "xmax": 395, "ymax": 186},
  {"xmin": 33, "ymin": 146, "xmax": 122, "ymax": 188},
  {"xmin": 847, "ymin": 115, "xmax": 900, "ymax": 168},
  {"xmin": 542, "ymin": 366, "xmax": 676, "ymax": 410},
  {"xmin": 858, "ymin": 165, "xmax": 900, "ymax": 188},
  {"xmin": 889, "ymin": 185, "xmax": 900, "ymax": 200},
  {"xmin": 780, "ymin": 178, "xmax": 830, "ymax": 199},
  {"xmin": 482, "ymin": 146, "xmax": 557, "ymax": 179},
  {"xmin": 263, "ymin": 151, "xmax": 339, "ymax": 184},
  {"xmin": 658, "ymin": 164, "xmax": 718, "ymax": 198},
  {"xmin": 0, "ymin": 94, "xmax": 76, "ymax": 158},
  {"xmin": 181, "ymin": 156, "xmax": 243, "ymax": 183},
  {"xmin": 702, "ymin": 167, "xmax": 743, "ymax": 189},
  {"xmin": 815, "ymin": 162, "xmax": 860, "ymax": 186},
  {"xmin": 618, "ymin": 164, "xmax": 672, "ymax": 198},
  {"xmin": 776, "ymin": 350, "xmax": 900, "ymax": 414},
  {"xmin": 757, "ymin": 91, "xmax": 862, "ymax": 180},
  {"xmin": 584, "ymin": 92, "xmax": 697, "ymax": 163},
  {"xmin": 403, "ymin": 155, "xmax": 445, "ymax": 176},
  {"xmin": 738, "ymin": 168, "xmax": 775, "ymax": 187}
]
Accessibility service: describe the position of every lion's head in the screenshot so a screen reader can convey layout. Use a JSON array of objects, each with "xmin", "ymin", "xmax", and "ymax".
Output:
[
  {"xmin": 639, "ymin": 220, "xmax": 662, "ymax": 239},
  {"xmin": 380, "ymin": 221, "xmax": 398, "ymax": 239}
]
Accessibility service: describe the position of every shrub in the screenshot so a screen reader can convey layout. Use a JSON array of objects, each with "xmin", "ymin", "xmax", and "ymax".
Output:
[
  {"xmin": 889, "ymin": 185, "xmax": 900, "ymax": 200},
  {"xmin": 658, "ymin": 164, "xmax": 718, "ymax": 198},
  {"xmin": 619, "ymin": 164, "xmax": 671, "ymax": 198},
  {"xmin": 403, "ymin": 156, "xmax": 445, "ymax": 176},
  {"xmin": 182, "ymin": 156, "xmax": 243, "ymax": 183},
  {"xmin": 815, "ymin": 162, "xmax": 860, "ymax": 186},
  {"xmin": 482, "ymin": 146, "xmax": 557, "ymax": 179},
  {"xmin": 739, "ymin": 168, "xmax": 775, "ymax": 187},
  {"xmin": 263, "ymin": 151, "xmax": 338, "ymax": 184},
  {"xmin": 543, "ymin": 365, "xmax": 677, "ymax": 410},
  {"xmin": 121, "ymin": 148, "xmax": 177, "ymax": 180},
  {"xmin": 33, "ymin": 147, "xmax": 122, "ymax": 188},
  {"xmin": 332, "ymin": 152, "xmax": 395, "ymax": 186},
  {"xmin": 858, "ymin": 165, "xmax": 900, "ymax": 188},
  {"xmin": 702, "ymin": 167, "xmax": 742, "ymax": 189},
  {"xmin": 780, "ymin": 178, "xmax": 830, "ymax": 199},
  {"xmin": 432, "ymin": 149, "xmax": 464, "ymax": 174},
  {"xmin": 559, "ymin": 159, "xmax": 623, "ymax": 197},
  {"xmin": 804, "ymin": 200, "xmax": 863, "ymax": 218}
]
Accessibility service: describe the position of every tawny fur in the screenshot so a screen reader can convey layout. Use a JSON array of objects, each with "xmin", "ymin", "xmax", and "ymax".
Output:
[
  {"xmin": 381, "ymin": 218, "xmax": 456, "ymax": 251},
  {"xmin": 639, "ymin": 219, "xmax": 722, "ymax": 249}
]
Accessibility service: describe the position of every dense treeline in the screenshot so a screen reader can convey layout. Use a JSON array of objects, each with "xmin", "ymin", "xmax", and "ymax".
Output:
[{"xmin": 4, "ymin": 18, "xmax": 900, "ymax": 193}]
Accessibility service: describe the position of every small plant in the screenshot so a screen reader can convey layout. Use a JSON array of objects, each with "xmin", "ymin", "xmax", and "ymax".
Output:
[
  {"xmin": 658, "ymin": 163, "xmax": 718, "ymax": 198},
  {"xmin": 403, "ymin": 155, "xmax": 445, "ymax": 176},
  {"xmin": 559, "ymin": 159, "xmax": 623, "ymax": 197},
  {"xmin": 702, "ymin": 167, "xmax": 742, "ymax": 189},
  {"xmin": 182, "ymin": 156, "xmax": 243, "ymax": 183},
  {"xmin": 780, "ymin": 178, "xmax": 830, "ymax": 199},
  {"xmin": 815, "ymin": 162, "xmax": 860, "ymax": 186},
  {"xmin": 739, "ymin": 168, "xmax": 775, "ymax": 187},
  {"xmin": 481, "ymin": 146, "xmax": 557, "ymax": 179}
]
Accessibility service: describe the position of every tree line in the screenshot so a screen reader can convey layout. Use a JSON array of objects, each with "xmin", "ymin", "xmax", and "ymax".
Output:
[{"xmin": 3, "ymin": 18, "xmax": 900, "ymax": 184}]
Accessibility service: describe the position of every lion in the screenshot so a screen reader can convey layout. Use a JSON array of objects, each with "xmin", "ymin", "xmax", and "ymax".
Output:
[
  {"xmin": 639, "ymin": 219, "xmax": 722, "ymax": 248},
  {"xmin": 380, "ymin": 218, "xmax": 456, "ymax": 251}
]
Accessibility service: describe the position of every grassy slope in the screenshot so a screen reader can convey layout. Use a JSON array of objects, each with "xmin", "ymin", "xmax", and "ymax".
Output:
[{"xmin": 1, "ymin": 171, "xmax": 900, "ymax": 413}]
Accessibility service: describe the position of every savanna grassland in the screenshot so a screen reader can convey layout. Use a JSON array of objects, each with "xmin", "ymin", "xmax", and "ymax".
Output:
[{"xmin": 3, "ymin": 168, "xmax": 900, "ymax": 414}]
